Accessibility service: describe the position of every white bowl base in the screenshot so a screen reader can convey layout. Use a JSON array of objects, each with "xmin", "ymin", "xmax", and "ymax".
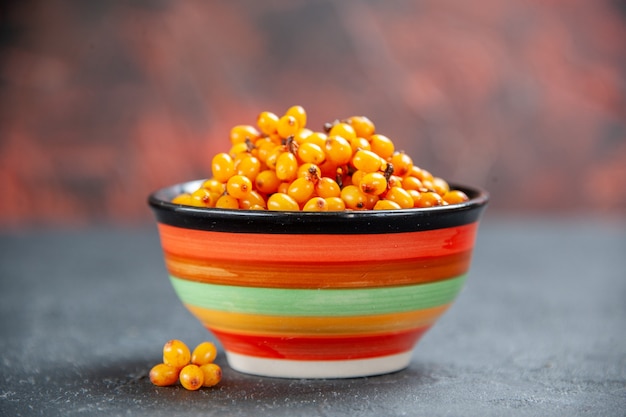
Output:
[{"xmin": 225, "ymin": 351, "xmax": 413, "ymax": 379}]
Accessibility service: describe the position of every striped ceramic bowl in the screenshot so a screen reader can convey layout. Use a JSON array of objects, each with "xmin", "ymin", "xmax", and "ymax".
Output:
[{"xmin": 149, "ymin": 180, "xmax": 488, "ymax": 379}]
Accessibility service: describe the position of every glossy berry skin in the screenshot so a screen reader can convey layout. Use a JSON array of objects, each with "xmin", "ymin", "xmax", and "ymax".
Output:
[
  {"xmin": 268, "ymin": 193, "xmax": 299, "ymax": 211},
  {"xmin": 443, "ymin": 190, "xmax": 469, "ymax": 205},
  {"xmin": 212, "ymin": 153, "xmax": 235, "ymax": 183},
  {"xmin": 226, "ymin": 175, "xmax": 253, "ymax": 199},
  {"xmin": 302, "ymin": 197, "xmax": 328, "ymax": 211},
  {"xmin": 191, "ymin": 342, "xmax": 218, "ymax": 366},
  {"xmin": 179, "ymin": 364, "xmax": 204, "ymax": 391},
  {"xmin": 149, "ymin": 363, "xmax": 179, "ymax": 387},
  {"xmin": 163, "ymin": 339, "xmax": 191, "ymax": 370},
  {"xmin": 199, "ymin": 363, "xmax": 222, "ymax": 387}
]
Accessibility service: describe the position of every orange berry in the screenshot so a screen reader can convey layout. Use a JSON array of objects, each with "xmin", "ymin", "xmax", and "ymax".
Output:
[
  {"xmin": 255, "ymin": 169, "xmax": 281, "ymax": 194},
  {"xmin": 199, "ymin": 363, "xmax": 222, "ymax": 387},
  {"xmin": 230, "ymin": 124, "xmax": 260, "ymax": 145},
  {"xmin": 369, "ymin": 134, "xmax": 395, "ymax": 159},
  {"xmin": 163, "ymin": 339, "xmax": 191, "ymax": 370},
  {"xmin": 328, "ymin": 122, "xmax": 356, "ymax": 142},
  {"xmin": 443, "ymin": 190, "xmax": 469, "ymax": 205},
  {"xmin": 191, "ymin": 342, "xmax": 218, "ymax": 366},
  {"xmin": 226, "ymin": 175, "xmax": 253, "ymax": 199},
  {"xmin": 302, "ymin": 197, "xmax": 329, "ymax": 211},
  {"xmin": 373, "ymin": 199, "xmax": 402, "ymax": 210},
  {"xmin": 416, "ymin": 191, "xmax": 444, "ymax": 208},
  {"xmin": 179, "ymin": 364, "xmax": 204, "ymax": 391},
  {"xmin": 285, "ymin": 105, "xmax": 307, "ymax": 130},
  {"xmin": 325, "ymin": 136, "xmax": 353, "ymax": 166},
  {"xmin": 325, "ymin": 196, "xmax": 346, "ymax": 211},
  {"xmin": 277, "ymin": 114, "xmax": 299, "ymax": 138},
  {"xmin": 257, "ymin": 111, "xmax": 280, "ymax": 135},
  {"xmin": 347, "ymin": 116, "xmax": 375, "ymax": 138},
  {"xmin": 385, "ymin": 187, "xmax": 414, "ymax": 209},
  {"xmin": 149, "ymin": 363, "xmax": 179, "ymax": 387},
  {"xmin": 268, "ymin": 193, "xmax": 300, "ymax": 211}
]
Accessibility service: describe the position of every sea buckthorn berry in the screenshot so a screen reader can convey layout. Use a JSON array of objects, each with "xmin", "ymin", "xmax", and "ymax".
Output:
[
  {"xmin": 363, "ymin": 193, "xmax": 380, "ymax": 210},
  {"xmin": 351, "ymin": 170, "xmax": 367, "ymax": 189},
  {"xmin": 191, "ymin": 342, "xmax": 218, "ymax": 366},
  {"xmin": 163, "ymin": 339, "xmax": 191, "ymax": 370},
  {"xmin": 179, "ymin": 364, "xmax": 204, "ymax": 391},
  {"xmin": 255, "ymin": 139, "xmax": 279, "ymax": 163},
  {"xmin": 349, "ymin": 136, "xmax": 371, "ymax": 152},
  {"xmin": 352, "ymin": 149, "xmax": 383, "ymax": 173},
  {"xmin": 297, "ymin": 142, "xmax": 326, "ymax": 165},
  {"xmin": 212, "ymin": 152, "xmax": 235, "ymax": 183},
  {"xmin": 265, "ymin": 146, "xmax": 283, "ymax": 170},
  {"xmin": 285, "ymin": 105, "xmax": 307, "ymax": 130},
  {"xmin": 190, "ymin": 188, "xmax": 215, "ymax": 207},
  {"xmin": 370, "ymin": 134, "xmax": 395, "ymax": 159},
  {"xmin": 407, "ymin": 189, "xmax": 422, "ymax": 207},
  {"xmin": 315, "ymin": 177, "xmax": 341, "ymax": 198},
  {"xmin": 325, "ymin": 196, "xmax": 346, "ymax": 211},
  {"xmin": 293, "ymin": 127, "xmax": 313, "ymax": 144},
  {"xmin": 302, "ymin": 196, "xmax": 329, "ymax": 211},
  {"xmin": 287, "ymin": 177, "xmax": 316, "ymax": 204},
  {"xmin": 385, "ymin": 187, "xmax": 414, "ymax": 209},
  {"xmin": 277, "ymin": 181, "xmax": 290, "ymax": 194},
  {"xmin": 443, "ymin": 190, "xmax": 469, "ymax": 205},
  {"xmin": 390, "ymin": 152, "xmax": 414, "ymax": 177},
  {"xmin": 374, "ymin": 199, "xmax": 402, "ymax": 210},
  {"xmin": 347, "ymin": 116, "xmax": 375, "ymax": 138},
  {"xmin": 277, "ymin": 115, "xmax": 299, "ymax": 138},
  {"xmin": 235, "ymin": 155, "xmax": 261, "ymax": 181},
  {"xmin": 226, "ymin": 175, "xmax": 253, "ymax": 199},
  {"xmin": 432, "ymin": 177, "xmax": 450, "ymax": 196},
  {"xmin": 297, "ymin": 163, "xmax": 321, "ymax": 181},
  {"xmin": 230, "ymin": 124, "xmax": 260, "ymax": 145},
  {"xmin": 412, "ymin": 166, "xmax": 434, "ymax": 183},
  {"xmin": 416, "ymin": 191, "xmax": 444, "ymax": 208},
  {"xmin": 215, "ymin": 194, "xmax": 239, "ymax": 209},
  {"xmin": 229, "ymin": 142, "xmax": 250, "ymax": 158},
  {"xmin": 202, "ymin": 178, "xmax": 226, "ymax": 194},
  {"xmin": 199, "ymin": 363, "xmax": 222, "ymax": 387},
  {"xmin": 388, "ymin": 175, "xmax": 403, "ymax": 189},
  {"xmin": 150, "ymin": 363, "xmax": 179, "ymax": 387},
  {"xmin": 275, "ymin": 151, "xmax": 299, "ymax": 181},
  {"xmin": 268, "ymin": 193, "xmax": 300, "ymax": 211},
  {"xmin": 329, "ymin": 122, "xmax": 357, "ymax": 142},
  {"xmin": 359, "ymin": 172, "xmax": 388, "ymax": 195},
  {"xmin": 257, "ymin": 111, "xmax": 280, "ymax": 135},
  {"xmin": 172, "ymin": 193, "xmax": 193, "ymax": 205},
  {"xmin": 325, "ymin": 136, "xmax": 353, "ymax": 166},
  {"xmin": 255, "ymin": 169, "xmax": 281, "ymax": 194},
  {"xmin": 303, "ymin": 131, "xmax": 327, "ymax": 148},
  {"xmin": 402, "ymin": 175, "xmax": 423, "ymax": 191},
  {"xmin": 341, "ymin": 185, "xmax": 368, "ymax": 210},
  {"xmin": 239, "ymin": 190, "xmax": 267, "ymax": 210}
]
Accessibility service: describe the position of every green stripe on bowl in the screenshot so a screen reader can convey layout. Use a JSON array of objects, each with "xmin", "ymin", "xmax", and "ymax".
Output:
[{"xmin": 169, "ymin": 275, "xmax": 466, "ymax": 317}]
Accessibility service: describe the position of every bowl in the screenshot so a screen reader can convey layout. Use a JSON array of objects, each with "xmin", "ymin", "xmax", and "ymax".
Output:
[{"xmin": 148, "ymin": 180, "xmax": 488, "ymax": 379}]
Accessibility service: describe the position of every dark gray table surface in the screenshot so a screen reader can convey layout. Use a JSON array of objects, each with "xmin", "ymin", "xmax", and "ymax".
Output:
[{"xmin": 1, "ymin": 216, "xmax": 625, "ymax": 416}]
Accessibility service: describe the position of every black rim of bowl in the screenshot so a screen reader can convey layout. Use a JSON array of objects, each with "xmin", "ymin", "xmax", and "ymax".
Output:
[{"xmin": 148, "ymin": 180, "xmax": 489, "ymax": 234}]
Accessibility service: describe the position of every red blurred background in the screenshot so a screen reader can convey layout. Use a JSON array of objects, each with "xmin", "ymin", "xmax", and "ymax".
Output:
[{"xmin": 1, "ymin": 0, "xmax": 625, "ymax": 228}]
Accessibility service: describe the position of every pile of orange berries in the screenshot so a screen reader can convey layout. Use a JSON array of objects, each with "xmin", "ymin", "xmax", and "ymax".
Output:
[
  {"xmin": 172, "ymin": 105, "xmax": 469, "ymax": 211},
  {"xmin": 149, "ymin": 340, "xmax": 221, "ymax": 391}
]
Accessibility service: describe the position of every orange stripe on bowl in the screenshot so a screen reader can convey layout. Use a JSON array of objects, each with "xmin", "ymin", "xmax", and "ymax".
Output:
[
  {"xmin": 211, "ymin": 327, "xmax": 431, "ymax": 361},
  {"xmin": 165, "ymin": 251, "xmax": 472, "ymax": 288},
  {"xmin": 186, "ymin": 304, "xmax": 450, "ymax": 335},
  {"xmin": 156, "ymin": 222, "xmax": 479, "ymax": 263}
]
